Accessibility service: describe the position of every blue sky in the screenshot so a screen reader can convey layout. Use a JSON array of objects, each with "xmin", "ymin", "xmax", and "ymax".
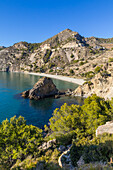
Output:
[{"xmin": 0, "ymin": 0, "xmax": 113, "ymax": 47}]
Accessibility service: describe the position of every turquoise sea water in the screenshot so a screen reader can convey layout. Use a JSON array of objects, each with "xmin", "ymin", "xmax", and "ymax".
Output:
[{"xmin": 0, "ymin": 72, "xmax": 84, "ymax": 128}]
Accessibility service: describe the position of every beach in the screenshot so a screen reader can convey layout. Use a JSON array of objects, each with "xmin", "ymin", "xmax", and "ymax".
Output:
[{"xmin": 28, "ymin": 72, "xmax": 85, "ymax": 85}]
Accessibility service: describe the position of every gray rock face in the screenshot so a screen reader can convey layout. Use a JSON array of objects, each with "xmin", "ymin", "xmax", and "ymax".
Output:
[
  {"xmin": 74, "ymin": 72, "xmax": 113, "ymax": 99},
  {"xmin": 96, "ymin": 121, "xmax": 113, "ymax": 136},
  {"xmin": 22, "ymin": 77, "xmax": 59, "ymax": 100}
]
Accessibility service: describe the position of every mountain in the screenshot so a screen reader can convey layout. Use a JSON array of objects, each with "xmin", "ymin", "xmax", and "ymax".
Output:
[{"xmin": 0, "ymin": 28, "xmax": 113, "ymax": 80}]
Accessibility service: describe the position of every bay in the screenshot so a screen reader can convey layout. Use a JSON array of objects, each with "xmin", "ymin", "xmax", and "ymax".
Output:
[{"xmin": 0, "ymin": 72, "xmax": 84, "ymax": 128}]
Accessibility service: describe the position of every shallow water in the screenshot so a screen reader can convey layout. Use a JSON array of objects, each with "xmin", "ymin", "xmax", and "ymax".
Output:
[{"xmin": 0, "ymin": 72, "xmax": 84, "ymax": 128}]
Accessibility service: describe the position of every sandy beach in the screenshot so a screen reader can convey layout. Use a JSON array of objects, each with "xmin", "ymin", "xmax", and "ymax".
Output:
[{"xmin": 27, "ymin": 72, "xmax": 85, "ymax": 85}]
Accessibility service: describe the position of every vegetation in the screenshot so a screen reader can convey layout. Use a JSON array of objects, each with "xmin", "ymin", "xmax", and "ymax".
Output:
[
  {"xmin": 22, "ymin": 42, "xmax": 42, "ymax": 52},
  {"xmin": 43, "ymin": 50, "xmax": 52, "ymax": 63},
  {"xmin": 94, "ymin": 66, "xmax": 102, "ymax": 73},
  {"xmin": 69, "ymin": 69, "xmax": 74, "ymax": 74},
  {"xmin": 1, "ymin": 94, "xmax": 113, "ymax": 169},
  {"xmin": 109, "ymin": 58, "xmax": 113, "ymax": 62},
  {"xmin": 70, "ymin": 54, "xmax": 74, "ymax": 58},
  {"xmin": 71, "ymin": 133, "xmax": 113, "ymax": 167},
  {"xmin": 0, "ymin": 116, "xmax": 43, "ymax": 169},
  {"xmin": 81, "ymin": 71, "xmax": 95, "ymax": 79},
  {"xmin": 48, "ymin": 94, "xmax": 112, "ymax": 143}
]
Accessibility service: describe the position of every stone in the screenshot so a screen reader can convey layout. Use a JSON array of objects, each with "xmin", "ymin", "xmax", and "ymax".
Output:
[
  {"xmin": 74, "ymin": 72, "xmax": 113, "ymax": 99},
  {"xmin": 54, "ymin": 95, "xmax": 60, "ymax": 99},
  {"xmin": 96, "ymin": 121, "xmax": 113, "ymax": 136},
  {"xmin": 58, "ymin": 145, "xmax": 66, "ymax": 152},
  {"xmin": 39, "ymin": 139, "xmax": 56, "ymax": 150},
  {"xmin": 74, "ymin": 86, "xmax": 84, "ymax": 96},
  {"xmin": 21, "ymin": 90, "xmax": 30, "ymax": 98},
  {"xmin": 22, "ymin": 77, "xmax": 59, "ymax": 100}
]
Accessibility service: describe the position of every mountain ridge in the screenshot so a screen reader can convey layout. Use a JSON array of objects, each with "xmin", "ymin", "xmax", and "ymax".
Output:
[{"xmin": 1, "ymin": 28, "xmax": 113, "ymax": 82}]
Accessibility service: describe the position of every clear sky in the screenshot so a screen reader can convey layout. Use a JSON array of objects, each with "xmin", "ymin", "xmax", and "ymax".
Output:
[{"xmin": 0, "ymin": 0, "xmax": 113, "ymax": 47}]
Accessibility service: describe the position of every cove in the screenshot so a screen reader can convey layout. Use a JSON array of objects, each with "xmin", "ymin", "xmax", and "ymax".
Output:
[{"xmin": 0, "ymin": 72, "xmax": 84, "ymax": 128}]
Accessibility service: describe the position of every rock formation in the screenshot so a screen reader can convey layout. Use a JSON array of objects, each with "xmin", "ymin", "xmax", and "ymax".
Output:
[
  {"xmin": 96, "ymin": 121, "xmax": 113, "ymax": 136},
  {"xmin": 74, "ymin": 72, "xmax": 113, "ymax": 99},
  {"xmin": 22, "ymin": 77, "xmax": 59, "ymax": 100}
]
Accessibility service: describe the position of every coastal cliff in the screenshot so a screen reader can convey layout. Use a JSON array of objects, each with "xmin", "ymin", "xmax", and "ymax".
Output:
[{"xmin": 74, "ymin": 71, "xmax": 113, "ymax": 99}]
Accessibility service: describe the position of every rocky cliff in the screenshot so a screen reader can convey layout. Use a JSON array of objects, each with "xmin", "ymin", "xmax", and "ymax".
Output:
[{"xmin": 74, "ymin": 71, "xmax": 113, "ymax": 99}]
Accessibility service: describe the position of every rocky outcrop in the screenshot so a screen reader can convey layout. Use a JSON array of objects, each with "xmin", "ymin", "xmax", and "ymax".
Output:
[
  {"xmin": 96, "ymin": 121, "xmax": 113, "ymax": 136},
  {"xmin": 22, "ymin": 77, "xmax": 59, "ymax": 100},
  {"xmin": 74, "ymin": 72, "xmax": 113, "ymax": 99},
  {"xmin": 38, "ymin": 139, "xmax": 56, "ymax": 150}
]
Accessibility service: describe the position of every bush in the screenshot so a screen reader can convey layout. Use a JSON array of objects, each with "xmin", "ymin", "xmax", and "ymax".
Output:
[
  {"xmin": 109, "ymin": 58, "xmax": 113, "ymax": 62},
  {"xmin": 0, "ymin": 116, "xmax": 43, "ymax": 169},
  {"xmin": 72, "ymin": 60, "xmax": 79, "ymax": 63},
  {"xmin": 69, "ymin": 69, "xmax": 74, "ymax": 74},
  {"xmin": 48, "ymin": 95, "xmax": 112, "ymax": 145},
  {"xmin": 94, "ymin": 66, "xmax": 101, "ymax": 73},
  {"xmin": 43, "ymin": 50, "xmax": 52, "ymax": 63},
  {"xmin": 70, "ymin": 54, "xmax": 74, "ymax": 58}
]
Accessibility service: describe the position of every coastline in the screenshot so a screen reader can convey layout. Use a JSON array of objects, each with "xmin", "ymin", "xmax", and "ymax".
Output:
[{"xmin": 25, "ymin": 72, "xmax": 85, "ymax": 85}]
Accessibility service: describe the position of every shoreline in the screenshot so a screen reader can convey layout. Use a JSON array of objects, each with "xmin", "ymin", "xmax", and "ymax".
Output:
[{"xmin": 25, "ymin": 72, "xmax": 85, "ymax": 85}]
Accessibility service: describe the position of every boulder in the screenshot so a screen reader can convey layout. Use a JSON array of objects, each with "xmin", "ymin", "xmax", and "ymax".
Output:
[
  {"xmin": 22, "ymin": 77, "xmax": 59, "ymax": 100},
  {"xmin": 96, "ymin": 121, "xmax": 113, "ymax": 136},
  {"xmin": 39, "ymin": 139, "xmax": 56, "ymax": 150},
  {"xmin": 21, "ymin": 90, "xmax": 30, "ymax": 98},
  {"xmin": 74, "ymin": 86, "xmax": 84, "ymax": 96}
]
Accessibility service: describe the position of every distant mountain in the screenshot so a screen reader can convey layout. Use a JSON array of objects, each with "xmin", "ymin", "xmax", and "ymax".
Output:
[{"xmin": 0, "ymin": 29, "xmax": 113, "ymax": 80}]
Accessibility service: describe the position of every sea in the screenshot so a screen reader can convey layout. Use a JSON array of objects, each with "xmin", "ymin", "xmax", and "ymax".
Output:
[{"xmin": 0, "ymin": 72, "xmax": 84, "ymax": 128}]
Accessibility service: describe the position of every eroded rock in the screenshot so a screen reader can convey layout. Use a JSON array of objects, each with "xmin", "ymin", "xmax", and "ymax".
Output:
[
  {"xmin": 22, "ymin": 77, "xmax": 59, "ymax": 100},
  {"xmin": 96, "ymin": 121, "xmax": 113, "ymax": 136}
]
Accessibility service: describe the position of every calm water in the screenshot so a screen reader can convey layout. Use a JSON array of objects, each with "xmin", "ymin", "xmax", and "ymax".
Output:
[{"xmin": 0, "ymin": 72, "xmax": 84, "ymax": 128}]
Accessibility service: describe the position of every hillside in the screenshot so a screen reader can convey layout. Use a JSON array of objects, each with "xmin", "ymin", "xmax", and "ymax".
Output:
[{"xmin": 0, "ymin": 28, "xmax": 113, "ymax": 80}]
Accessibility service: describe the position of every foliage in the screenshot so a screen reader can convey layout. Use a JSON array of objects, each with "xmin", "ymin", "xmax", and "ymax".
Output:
[
  {"xmin": 109, "ymin": 58, "xmax": 113, "ymax": 62},
  {"xmin": 82, "ymin": 94, "xmax": 112, "ymax": 136},
  {"xmin": 72, "ymin": 59, "xmax": 79, "ymax": 63},
  {"xmin": 0, "ymin": 116, "xmax": 43, "ymax": 169},
  {"xmin": 70, "ymin": 54, "xmax": 74, "ymax": 58},
  {"xmin": 21, "ymin": 41, "xmax": 42, "ymax": 52},
  {"xmin": 48, "ymin": 95, "xmax": 112, "ymax": 145},
  {"xmin": 101, "ymin": 70, "xmax": 111, "ymax": 77},
  {"xmin": 69, "ymin": 69, "xmax": 74, "ymax": 74},
  {"xmin": 82, "ymin": 71, "xmax": 95, "ymax": 79},
  {"xmin": 48, "ymin": 62, "xmax": 55, "ymax": 69},
  {"xmin": 83, "ymin": 81, "xmax": 93, "ymax": 86},
  {"xmin": 43, "ymin": 50, "xmax": 52, "ymax": 63},
  {"xmin": 71, "ymin": 133, "xmax": 113, "ymax": 166},
  {"xmin": 94, "ymin": 66, "xmax": 102, "ymax": 73},
  {"xmin": 79, "ymin": 60, "xmax": 87, "ymax": 66}
]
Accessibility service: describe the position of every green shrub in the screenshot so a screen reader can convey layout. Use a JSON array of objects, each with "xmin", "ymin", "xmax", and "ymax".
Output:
[
  {"xmin": 69, "ymin": 69, "xmax": 74, "ymax": 74},
  {"xmin": 73, "ymin": 60, "xmax": 79, "ymax": 63},
  {"xmin": 0, "ymin": 116, "xmax": 43, "ymax": 169},
  {"xmin": 49, "ymin": 69, "xmax": 53, "ymax": 72},
  {"xmin": 70, "ymin": 54, "xmax": 74, "ymax": 58},
  {"xmin": 94, "ymin": 66, "xmax": 101, "ymax": 73},
  {"xmin": 109, "ymin": 58, "xmax": 113, "ymax": 62},
  {"xmin": 43, "ymin": 50, "xmax": 52, "ymax": 63}
]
